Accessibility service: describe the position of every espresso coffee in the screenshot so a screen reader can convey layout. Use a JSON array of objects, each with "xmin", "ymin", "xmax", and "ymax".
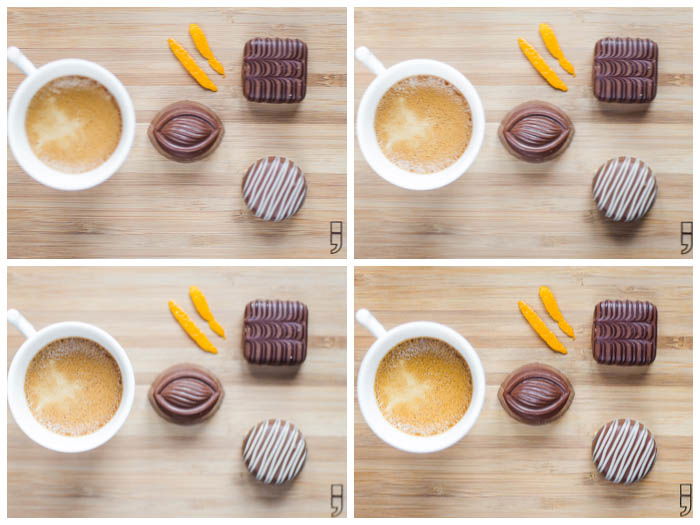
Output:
[
  {"xmin": 374, "ymin": 75, "xmax": 472, "ymax": 174},
  {"xmin": 25, "ymin": 75, "xmax": 122, "ymax": 173},
  {"xmin": 24, "ymin": 337, "xmax": 123, "ymax": 436},
  {"xmin": 374, "ymin": 337, "xmax": 472, "ymax": 436}
]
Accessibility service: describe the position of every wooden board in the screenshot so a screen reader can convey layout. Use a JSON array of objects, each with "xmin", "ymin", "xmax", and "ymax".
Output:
[
  {"xmin": 7, "ymin": 267, "xmax": 346, "ymax": 517},
  {"xmin": 8, "ymin": 8, "xmax": 346, "ymax": 259},
  {"xmin": 355, "ymin": 8, "xmax": 692, "ymax": 258},
  {"xmin": 354, "ymin": 267, "xmax": 692, "ymax": 517}
]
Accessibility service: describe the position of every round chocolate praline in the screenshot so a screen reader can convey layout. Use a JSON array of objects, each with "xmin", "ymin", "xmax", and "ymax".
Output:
[
  {"xmin": 241, "ymin": 156, "xmax": 307, "ymax": 222},
  {"xmin": 242, "ymin": 419, "xmax": 307, "ymax": 484},
  {"xmin": 592, "ymin": 156, "xmax": 657, "ymax": 222},
  {"xmin": 148, "ymin": 100, "xmax": 224, "ymax": 162},
  {"xmin": 498, "ymin": 363, "xmax": 574, "ymax": 424},
  {"xmin": 498, "ymin": 100, "xmax": 574, "ymax": 163},
  {"xmin": 149, "ymin": 363, "xmax": 224, "ymax": 424},
  {"xmin": 592, "ymin": 418, "xmax": 657, "ymax": 484}
]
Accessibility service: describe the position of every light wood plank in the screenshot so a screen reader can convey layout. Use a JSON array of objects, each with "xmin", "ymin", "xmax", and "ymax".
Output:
[
  {"xmin": 8, "ymin": 8, "xmax": 347, "ymax": 258},
  {"xmin": 8, "ymin": 266, "xmax": 347, "ymax": 517},
  {"xmin": 355, "ymin": 8, "xmax": 692, "ymax": 258},
  {"xmin": 354, "ymin": 267, "xmax": 692, "ymax": 517}
]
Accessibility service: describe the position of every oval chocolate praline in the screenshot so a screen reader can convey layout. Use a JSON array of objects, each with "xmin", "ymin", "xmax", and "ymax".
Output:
[
  {"xmin": 148, "ymin": 101, "xmax": 224, "ymax": 162},
  {"xmin": 498, "ymin": 101, "xmax": 574, "ymax": 163},
  {"xmin": 498, "ymin": 363, "xmax": 574, "ymax": 424},
  {"xmin": 149, "ymin": 363, "xmax": 224, "ymax": 424}
]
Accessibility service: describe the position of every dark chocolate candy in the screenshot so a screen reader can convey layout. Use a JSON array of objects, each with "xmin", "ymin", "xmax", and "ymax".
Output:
[
  {"xmin": 592, "ymin": 418, "xmax": 657, "ymax": 484},
  {"xmin": 498, "ymin": 101, "xmax": 574, "ymax": 163},
  {"xmin": 242, "ymin": 156, "xmax": 307, "ymax": 222},
  {"xmin": 148, "ymin": 101, "xmax": 224, "ymax": 162},
  {"xmin": 593, "ymin": 38, "xmax": 658, "ymax": 103},
  {"xmin": 592, "ymin": 157, "xmax": 657, "ymax": 222},
  {"xmin": 242, "ymin": 419, "xmax": 307, "ymax": 484},
  {"xmin": 592, "ymin": 300, "xmax": 657, "ymax": 365},
  {"xmin": 242, "ymin": 38, "xmax": 308, "ymax": 103},
  {"xmin": 498, "ymin": 363, "xmax": 574, "ymax": 425},
  {"xmin": 243, "ymin": 300, "xmax": 308, "ymax": 365},
  {"xmin": 148, "ymin": 363, "xmax": 224, "ymax": 424}
]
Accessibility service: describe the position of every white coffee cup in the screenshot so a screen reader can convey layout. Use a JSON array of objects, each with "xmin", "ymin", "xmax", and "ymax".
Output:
[
  {"xmin": 7, "ymin": 309, "xmax": 135, "ymax": 453},
  {"xmin": 356, "ymin": 309, "xmax": 485, "ymax": 453},
  {"xmin": 355, "ymin": 46, "xmax": 485, "ymax": 191},
  {"xmin": 7, "ymin": 46, "xmax": 135, "ymax": 191}
]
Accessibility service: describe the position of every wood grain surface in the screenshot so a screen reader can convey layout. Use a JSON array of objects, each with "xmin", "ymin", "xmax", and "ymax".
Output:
[
  {"xmin": 354, "ymin": 267, "xmax": 692, "ymax": 517},
  {"xmin": 8, "ymin": 267, "xmax": 346, "ymax": 517},
  {"xmin": 355, "ymin": 8, "xmax": 692, "ymax": 258},
  {"xmin": 8, "ymin": 8, "xmax": 346, "ymax": 259}
]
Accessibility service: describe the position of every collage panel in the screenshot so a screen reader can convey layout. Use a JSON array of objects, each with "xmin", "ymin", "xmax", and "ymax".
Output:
[
  {"xmin": 354, "ymin": 266, "xmax": 692, "ymax": 517},
  {"xmin": 7, "ymin": 266, "xmax": 347, "ymax": 517},
  {"xmin": 354, "ymin": 8, "xmax": 692, "ymax": 258},
  {"xmin": 7, "ymin": 7, "xmax": 347, "ymax": 259}
]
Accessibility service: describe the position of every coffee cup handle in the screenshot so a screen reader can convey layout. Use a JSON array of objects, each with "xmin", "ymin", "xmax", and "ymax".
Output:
[
  {"xmin": 7, "ymin": 309, "xmax": 37, "ymax": 339},
  {"xmin": 7, "ymin": 46, "xmax": 37, "ymax": 76},
  {"xmin": 355, "ymin": 308, "xmax": 387, "ymax": 339},
  {"xmin": 355, "ymin": 46, "xmax": 386, "ymax": 76}
]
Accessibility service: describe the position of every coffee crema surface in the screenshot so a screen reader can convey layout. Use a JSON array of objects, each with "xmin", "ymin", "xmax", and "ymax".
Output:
[
  {"xmin": 24, "ymin": 337, "xmax": 123, "ymax": 436},
  {"xmin": 25, "ymin": 75, "xmax": 122, "ymax": 173},
  {"xmin": 374, "ymin": 337, "xmax": 472, "ymax": 436},
  {"xmin": 374, "ymin": 75, "xmax": 472, "ymax": 174}
]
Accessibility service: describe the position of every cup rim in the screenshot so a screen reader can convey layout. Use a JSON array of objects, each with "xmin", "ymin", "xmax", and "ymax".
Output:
[
  {"xmin": 7, "ymin": 58, "xmax": 135, "ymax": 191},
  {"xmin": 7, "ymin": 321, "xmax": 135, "ymax": 453},
  {"xmin": 356, "ymin": 58, "xmax": 486, "ymax": 191},
  {"xmin": 357, "ymin": 321, "xmax": 486, "ymax": 453}
]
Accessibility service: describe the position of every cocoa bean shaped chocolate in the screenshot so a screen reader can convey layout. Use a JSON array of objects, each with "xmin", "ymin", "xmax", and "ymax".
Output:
[
  {"xmin": 148, "ymin": 101, "xmax": 224, "ymax": 162},
  {"xmin": 149, "ymin": 364, "xmax": 224, "ymax": 424},
  {"xmin": 498, "ymin": 101, "xmax": 574, "ymax": 162},
  {"xmin": 498, "ymin": 363, "xmax": 574, "ymax": 424}
]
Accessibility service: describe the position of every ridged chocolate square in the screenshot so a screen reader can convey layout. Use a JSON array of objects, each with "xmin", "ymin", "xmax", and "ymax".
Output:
[
  {"xmin": 243, "ymin": 300, "xmax": 308, "ymax": 365},
  {"xmin": 593, "ymin": 38, "xmax": 658, "ymax": 103},
  {"xmin": 242, "ymin": 38, "xmax": 308, "ymax": 103},
  {"xmin": 592, "ymin": 300, "xmax": 657, "ymax": 365}
]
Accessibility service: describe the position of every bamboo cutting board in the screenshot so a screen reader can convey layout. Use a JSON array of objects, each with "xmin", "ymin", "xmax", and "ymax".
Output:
[
  {"xmin": 354, "ymin": 267, "xmax": 692, "ymax": 517},
  {"xmin": 7, "ymin": 267, "xmax": 346, "ymax": 517},
  {"xmin": 355, "ymin": 8, "xmax": 692, "ymax": 258},
  {"xmin": 8, "ymin": 8, "xmax": 346, "ymax": 259}
]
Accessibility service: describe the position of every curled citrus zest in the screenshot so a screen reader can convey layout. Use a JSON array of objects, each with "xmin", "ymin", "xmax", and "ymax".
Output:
[
  {"xmin": 168, "ymin": 38, "xmax": 218, "ymax": 91},
  {"xmin": 189, "ymin": 24, "xmax": 225, "ymax": 77},
  {"xmin": 518, "ymin": 300, "xmax": 567, "ymax": 354},
  {"xmin": 169, "ymin": 300, "xmax": 218, "ymax": 354},
  {"xmin": 518, "ymin": 37, "xmax": 568, "ymax": 91},
  {"xmin": 539, "ymin": 23, "xmax": 575, "ymax": 76},
  {"xmin": 539, "ymin": 286, "xmax": 575, "ymax": 339},
  {"xmin": 189, "ymin": 286, "xmax": 226, "ymax": 338}
]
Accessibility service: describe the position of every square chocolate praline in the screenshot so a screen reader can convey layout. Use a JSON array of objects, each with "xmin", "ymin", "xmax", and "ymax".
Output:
[
  {"xmin": 593, "ymin": 37, "xmax": 658, "ymax": 103},
  {"xmin": 242, "ymin": 38, "xmax": 308, "ymax": 103},
  {"xmin": 243, "ymin": 300, "xmax": 308, "ymax": 365},
  {"xmin": 592, "ymin": 300, "xmax": 657, "ymax": 365}
]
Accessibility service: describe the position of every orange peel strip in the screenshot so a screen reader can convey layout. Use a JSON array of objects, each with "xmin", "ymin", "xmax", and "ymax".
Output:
[
  {"xmin": 539, "ymin": 286, "xmax": 575, "ymax": 339},
  {"xmin": 169, "ymin": 300, "xmax": 218, "ymax": 354},
  {"xmin": 189, "ymin": 23, "xmax": 225, "ymax": 77},
  {"xmin": 518, "ymin": 37, "xmax": 568, "ymax": 91},
  {"xmin": 168, "ymin": 38, "xmax": 218, "ymax": 91},
  {"xmin": 518, "ymin": 300, "xmax": 567, "ymax": 354},
  {"xmin": 539, "ymin": 23, "xmax": 576, "ymax": 76},
  {"xmin": 189, "ymin": 286, "xmax": 226, "ymax": 339}
]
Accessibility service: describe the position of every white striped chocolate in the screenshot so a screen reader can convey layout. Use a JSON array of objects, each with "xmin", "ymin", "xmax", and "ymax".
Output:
[
  {"xmin": 242, "ymin": 419, "xmax": 307, "ymax": 484},
  {"xmin": 242, "ymin": 156, "xmax": 307, "ymax": 222},
  {"xmin": 592, "ymin": 156, "xmax": 657, "ymax": 222},
  {"xmin": 592, "ymin": 418, "xmax": 657, "ymax": 484}
]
